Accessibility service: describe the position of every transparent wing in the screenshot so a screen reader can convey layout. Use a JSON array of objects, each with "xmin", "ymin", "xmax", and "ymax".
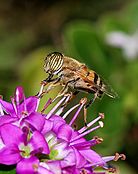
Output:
[{"xmin": 99, "ymin": 76, "xmax": 118, "ymax": 99}]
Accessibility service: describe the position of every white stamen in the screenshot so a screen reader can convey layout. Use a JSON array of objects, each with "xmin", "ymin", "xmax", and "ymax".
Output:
[
  {"xmin": 46, "ymin": 96, "xmax": 66, "ymax": 119},
  {"xmin": 11, "ymin": 97, "xmax": 18, "ymax": 115},
  {"xmin": 62, "ymin": 103, "xmax": 80, "ymax": 119},
  {"xmin": 35, "ymin": 84, "xmax": 44, "ymax": 111},
  {"xmin": 16, "ymin": 89, "xmax": 20, "ymax": 105},
  {"xmin": 84, "ymin": 160, "xmax": 105, "ymax": 168},
  {"xmin": 71, "ymin": 124, "xmax": 102, "ymax": 142},
  {"xmin": 55, "ymin": 94, "xmax": 71, "ymax": 116},
  {"xmin": 102, "ymin": 156, "xmax": 115, "ymax": 162},
  {"xmin": 0, "ymin": 103, "xmax": 4, "ymax": 116},
  {"xmin": 69, "ymin": 98, "xmax": 87, "ymax": 126},
  {"xmin": 78, "ymin": 116, "xmax": 102, "ymax": 133},
  {"xmin": 55, "ymin": 107, "xmax": 64, "ymax": 116},
  {"xmin": 99, "ymin": 121, "xmax": 104, "ymax": 128}
]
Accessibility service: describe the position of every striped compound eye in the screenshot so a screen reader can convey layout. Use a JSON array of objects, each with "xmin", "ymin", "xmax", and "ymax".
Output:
[{"xmin": 44, "ymin": 52, "xmax": 64, "ymax": 75}]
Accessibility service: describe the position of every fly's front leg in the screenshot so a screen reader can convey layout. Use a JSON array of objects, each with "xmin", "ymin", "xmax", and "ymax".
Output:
[
  {"xmin": 35, "ymin": 79, "xmax": 50, "ymax": 98},
  {"xmin": 38, "ymin": 77, "xmax": 61, "ymax": 99},
  {"xmin": 39, "ymin": 81, "xmax": 61, "ymax": 98},
  {"xmin": 36, "ymin": 74, "xmax": 57, "ymax": 98},
  {"xmin": 41, "ymin": 73, "xmax": 54, "ymax": 86}
]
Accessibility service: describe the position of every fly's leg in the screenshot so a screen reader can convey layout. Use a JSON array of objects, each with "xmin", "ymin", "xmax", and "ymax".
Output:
[
  {"xmin": 51, "ymin": 85, "xmax": 69, "ymax": 103},
  {"xmin": 85, "ymin": 91, "xmax": 98, "ymax": 108},
  {"xmin": 52, "ymin": 87, "xmax": 77, "ymax": 107},
  {"xmin": 60, "ymin": 90, "xmax": 80, "ymax": 108},
  {"xmin": 38, "ymin": 81, "xmax": 61, "ymax": 99},
  {"xmin": 41, "ymin": 73, "xmax": 54, "ymax": 84},
  {"xmin": 35, "ymin": 80, "xmax": 48, "ymax": 97},
  {"xmin": 40, "ymin": 79, "xmax": 48, "ymax": 86},
  {"xmin": 36, "ymin": 73, "xmax": 62, "ymax": 98},
  {"xmin": 52, "ymin": 77, "xmax": 80, "ymax": 103},
  {"xmin": 84, "ymin": 107, "xmax": 87, "ymax": 126},
  {"xmin": 84, "ymin": 92, "xmax": 99, "ymax": 126},
  {"xmin": 59, "ymin": 78, "xmax": 81, "ymax": 107},
  {"xmin": 38, "ymin": 74, "xmax": 62, "ymax": 98},
  {"xmin": 68, "ymin": 91, "xmax": 79, "ymax": 104},
  {"xmin": 52, "ymin": 78, "xmax": 80, "ymax": 108}
]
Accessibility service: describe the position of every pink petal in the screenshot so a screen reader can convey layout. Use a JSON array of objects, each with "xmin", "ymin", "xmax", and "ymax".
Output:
[
  {"xmin": 23, "ymin": 112, "xmax": 45, "ymax": 131},
  {"xmin": 15, "ymin": 86, "xmax": 24, "ymax": 105},
  {"xmin": 46, "ymin": 161, "xmax": 61, "ymax": 174},
  {"xmin": 50, "ymin": 115, "xmax": 66, "ymax": 133},
  {"xmin": 52, "ymin": 141, "xmax": 69, "ymax": 159},
  {"xmin": 0, "ymin": 115, "xmax": 18, "ymax": 127},
  {"xmin": 0, "ymin": 146, "xmax": 21, "ymax": 165},
  {"xmin": 41, "ymin": 119, "xmax": 53, "ymax": 134},
  {"xmin": 71, "ymin": 131, "xmax": 86, "ymax": 144},
  {"xmin": 57, "ymin": 124, "xmax": 72, "ymax": 142},
  {"xmin": 62, "ymin": 166, "xmax": 80, "ymax": 174},
  {"xmin": 60, "ymin": 148, "xmax": 76, "ymax": 168},
  {"xmin": 16, "ymin": 156, "xmax": 39, "ymax": 174},
  {"xmin": 29, "ymin": 131, "xmax": 50, "ymax": 154},
  {"xmin": 79, "ymin": 149, "xmax": 105, "ymax": 166},
  {"xmin": 19, "ymin": 96, "xmax": 38, "ymax": 114},
  {"xmin": 0, "ymin": 124, "xmax": 23, "ymax": 145},
  {"xmin": 73, "ymin": 147, "xmax": 86, "ymax": 168},
  {"xmin": 0, "ymin": 99, "xmax": 15, "ymax": 116},
  {"xmin": 50, "ymin": 115, "xmax": 65, "ymax": 122},
  {"xmin": 37, "ymin": 166, "xmax": 54, "ymax": 174}
]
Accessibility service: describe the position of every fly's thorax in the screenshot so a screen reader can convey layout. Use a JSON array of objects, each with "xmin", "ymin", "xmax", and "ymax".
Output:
[{"xmin": 63, "ymin": 56, "xmax": 81, "ymax": 71}]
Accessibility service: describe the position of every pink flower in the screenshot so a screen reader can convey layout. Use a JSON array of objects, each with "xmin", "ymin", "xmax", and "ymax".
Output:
[{"xmin": 0, "ymin": 86, "xmax": 126, "ymax": 174}]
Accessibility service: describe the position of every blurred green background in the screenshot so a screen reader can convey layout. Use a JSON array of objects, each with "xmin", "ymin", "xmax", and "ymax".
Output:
[{"xmin": 0, "ymin": 0, "xmax": 138, "ymax": 173}]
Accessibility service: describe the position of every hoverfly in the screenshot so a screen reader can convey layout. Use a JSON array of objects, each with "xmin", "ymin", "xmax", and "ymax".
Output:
[{"xmin": 42, "ymin": 52, "xmax": 117, "ymax": 123}]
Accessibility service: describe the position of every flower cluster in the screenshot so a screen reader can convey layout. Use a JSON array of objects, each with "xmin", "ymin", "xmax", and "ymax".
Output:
[{"xmin": 0, "ymin": 85, "xmax": 125, "ymax": 174}]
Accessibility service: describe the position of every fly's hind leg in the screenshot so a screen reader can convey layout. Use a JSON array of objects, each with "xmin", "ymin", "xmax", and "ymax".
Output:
[
  {"xmin": 53, "ymin": 78, "xmax": 80, "ymax": 108},
  {"xmin": 85, "ymin": 89, "xmax": 103, "ymax": 109},
  {"xmin": 85, "ymin": 92, "xmax": 98, "ymax": 108},
  {"xmin": 83, "ymin": 92, "xmax": 99, "ymax": 126},
  {"xmin": 53, "ymin": 77, "xmax": 80, "ymax": 101},
  {"xmin": 60, "ymin": 90, "xmax": 80, "ymax": 108},
  {"xmin": 53, "ymin": 88, "xmax": 79, "ymax": 109},
  {"xmin": 60, "ymin": 78, "xmax": 81, "ymax": 107}
]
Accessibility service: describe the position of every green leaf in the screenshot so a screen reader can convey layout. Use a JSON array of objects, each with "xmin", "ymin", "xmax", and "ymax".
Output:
[
  {"xmin": 116, "ymin": 162, "xmax": 137, "ymax": 174},
  {"xmin": 0, "ymin": 30, "xmax": 33, "ymax": 69},
  {"xmin": 122, "ymin": 1, "xmax": 138, "ymax": 31},
  {"xmin": 63, "ymin": 21, "xmax": 112, "ymax": 76},
  {"xmin": 0, "ymin": 165, "xmax": 15, "ymax": 174}
]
